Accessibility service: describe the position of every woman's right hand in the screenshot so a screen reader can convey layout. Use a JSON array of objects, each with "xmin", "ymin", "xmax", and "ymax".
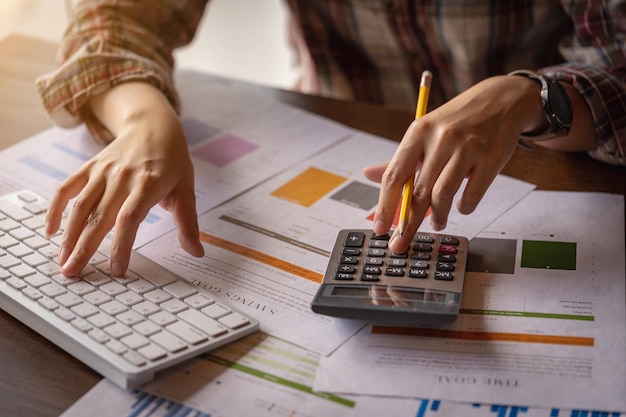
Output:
[{"xmin": 44, "ymin": 82, "xmax": 204, "ymax": 278}]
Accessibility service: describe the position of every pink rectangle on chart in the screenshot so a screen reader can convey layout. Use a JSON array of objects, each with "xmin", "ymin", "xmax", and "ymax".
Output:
[{"xmin": 191, "ymin": 134, "xmax": 259, "ymax": 167}]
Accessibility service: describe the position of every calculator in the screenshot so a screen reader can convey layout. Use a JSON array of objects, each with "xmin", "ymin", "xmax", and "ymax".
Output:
[{"xmin": 311, "ymin": 229, "xmax": 469, "ymax": 325}]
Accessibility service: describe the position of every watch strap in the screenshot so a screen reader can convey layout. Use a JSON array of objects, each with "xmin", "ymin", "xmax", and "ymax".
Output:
[{"xmin": 508, "ymin": 70, "xmax": 573, "ymax": 148}]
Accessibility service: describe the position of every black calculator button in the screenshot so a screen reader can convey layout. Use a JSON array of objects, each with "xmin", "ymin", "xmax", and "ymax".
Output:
[
  {"xmin": 438, "ymin": 244, "xmax": 458, "ymax": 254},
  {"xmin": 369, "ymin": 239, "xmax": 388, "ymax": 248},
  {"xmin": 335, "ymin": 273, "xmax": 354, "ymax": 280},
  {"xmin": 440, "ymin": 236, "xmax": 459, "ymax": 245},
  {"xmin": 434, "ymin": 271, "xmax": 454, "ymax": 280},
  {"xmin": 410, "ymin": 260, "xmax": 429, "ymax": 268},
  {"xmin": 363, "ymin": 266, "xmax": 381, "ymax": 275},
  {"xmin": 385, "ymin": 267, "xmax": 405, "ymax": 276},
  {"xmin": 340, "ymin": 255, "xmax": 358, "ymax": 264},
  {"xmin": 370, "ymin": 233, "xmax": 390, "ymax": 240},
  {"xmin": 408, "ymin": 268, "xmax": 428, "ymax": 278},
  {"xmin": 411, "ymin": 251, "xmax": 431, "ymax": 260},
  {"xmin": 436, "ymin": 262, "xmax": 455, "ymax": 271},
  {"xmin": 345, "ymin": 232, "xmax": 365, "ymax": 247},
  {"xmin": 413, "ymin": 242, "xmax": 433, "ymax": 251},
  {"xmin": 437, "ymin": 253, "xmax": 456, "ymax": 262},
  {"xmin": 365, "ymin": 257, "xmax": 384, "ymax": 266},
  {"xmin": 338, "ymin": 265, "xmax": 357, "ymax": 273},
  {"xmin": 389, "ymin": 252, "xmax": 408, "ymax": 258},
  {"xmin": 361, "ymin": 274, "xmax": 380, "ymax": 282},
  {"xmin": 367, "ymin": 248, "xmax": 386, "ymax": 257},
  {"xmin": 343, "ymin": 247, "xmax": 361, "ymax": 256},
  {"xmin": 387, "ymin": 258, "xmax": 407, "ymax": 267},
  {"xmin": 415, "ymin": 234, "xmax": 435, "ymax": 243}
]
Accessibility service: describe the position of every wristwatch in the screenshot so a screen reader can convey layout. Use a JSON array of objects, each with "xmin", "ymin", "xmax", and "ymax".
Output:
[{"xmin": 509, "ymin": 70, "xmax": 573, "ymax": 147}]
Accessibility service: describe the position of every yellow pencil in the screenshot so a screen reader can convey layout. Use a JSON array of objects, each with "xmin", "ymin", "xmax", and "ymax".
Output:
[{"xmin": 398, "ymin": 70, "xmax": 432, "ymax": 237}]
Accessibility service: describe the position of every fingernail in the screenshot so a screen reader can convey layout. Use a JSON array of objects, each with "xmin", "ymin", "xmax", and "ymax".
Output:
[
  {"xmin": 61, "ymin": 257, "xmax": 78, "ymax": 276},
  {"xmin": 58, "ymin": 247, "xmax": 70, "ymax": 265},
  {"xmin": 110, "ymin": 262, "xmax": 125, "ymax": 277},
  {"xmin": 44, "ymin": 223, "xmax": 52, "ymax": 238},
  {"xmin": 431, "ymin": 221, "xmax": 446, "ymax": 231},
  {"xmin": 373, "ymin": 220, "xmax": 386, "ymax": 235}
]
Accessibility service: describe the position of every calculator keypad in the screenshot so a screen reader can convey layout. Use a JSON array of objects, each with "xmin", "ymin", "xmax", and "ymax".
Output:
[{"xmin": 329, "ymin": 230, "xmax": 468, "ymax": 294}]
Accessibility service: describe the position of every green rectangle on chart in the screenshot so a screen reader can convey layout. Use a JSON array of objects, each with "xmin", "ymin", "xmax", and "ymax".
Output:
[{"xmin": 521, "ymin": 240, "xmax": 577, "ymax": 270}]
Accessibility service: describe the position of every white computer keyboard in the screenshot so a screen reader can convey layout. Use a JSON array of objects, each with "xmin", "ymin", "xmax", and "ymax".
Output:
[{"xmin": 0, "ymin": 190, "xmax": 259, "ymax": 388}]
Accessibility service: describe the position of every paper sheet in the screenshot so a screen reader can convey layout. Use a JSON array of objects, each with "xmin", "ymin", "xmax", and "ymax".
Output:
[
  {"xmin": 61, "ymin": 331, "xmax": 622, "ymax": 417},
  {"xmin": 139, "ymin": 131, "xmax": 535, "ymax": 354},
  {"xmin": 313, "ymin": 191, "xmax": 626, "ymax": 411}
]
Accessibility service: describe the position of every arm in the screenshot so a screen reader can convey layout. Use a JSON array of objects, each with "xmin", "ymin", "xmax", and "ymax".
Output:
[
  {"xmin": 365, "ymin": 0, "xmax": 626, "ymax": 254},
  {"xmin": 37, "ymin": 0, "xmax": 209, "ymax": 277}
]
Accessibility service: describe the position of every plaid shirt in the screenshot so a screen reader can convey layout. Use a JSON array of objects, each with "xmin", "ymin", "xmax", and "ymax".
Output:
[{"xmin": 36, "ymin": 0, "xmax": 626, "ymax": 165}]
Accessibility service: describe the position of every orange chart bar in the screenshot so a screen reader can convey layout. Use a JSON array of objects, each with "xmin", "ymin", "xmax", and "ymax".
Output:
[
  {"xmin": 371, "ymin": 326, "xmax": 594, "ymax": 347},
  {"xmin": 200, "ymin": 232, "xmax": 324, "ymax": 284}
]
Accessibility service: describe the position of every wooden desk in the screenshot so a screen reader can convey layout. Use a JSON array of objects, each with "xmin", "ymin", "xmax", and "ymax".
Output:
[{"xmin": 0, "ymin": 35, "xmax": 624, "ymax": 417}]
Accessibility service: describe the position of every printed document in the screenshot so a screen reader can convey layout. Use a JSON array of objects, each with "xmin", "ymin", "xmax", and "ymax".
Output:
[
  {"xmin": 61, "ymin": 330, "xmax": 621, "ymax": 417},
  {"xmin": 313, "ymin": 191, "xmax": 626, "ymax": 412},
  {"xmin": 139, "ymin": 131, "xmax": 535, "ymax": 354}
]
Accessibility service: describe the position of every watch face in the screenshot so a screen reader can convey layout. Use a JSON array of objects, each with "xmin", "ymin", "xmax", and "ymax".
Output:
[{"xmin": 548, "ymin": 81, "xmax": 573, "ymax": 128}]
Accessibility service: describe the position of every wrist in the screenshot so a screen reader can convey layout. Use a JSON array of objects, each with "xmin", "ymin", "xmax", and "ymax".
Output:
[{"xmin": 87, "ymin": 82, "xmax": 177, "ymax": 137}]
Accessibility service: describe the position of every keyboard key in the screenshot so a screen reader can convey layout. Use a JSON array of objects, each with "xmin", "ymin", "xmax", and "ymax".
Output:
[
  {"xmin": 149, "ymin": 331, "xmax": 187, "ymax": 353},
  {"xmin": 10, "ymin": 264, "xmax": 36, "ymax": 278},
  {"xmin": 52, "ymin": 273, "xmax": 79, "ymax": 286},
  {"xmin": 71, "ymin": 318, "xmax": 94, "ymax": 333},
  {"xmin": 166, "ymin": 321, "xmax": 208, "ymax": 345},
  {"xmin": 122, "ymin": 351, "xmax": 146, "ymax": 367},
  {"xmin": 184, "ymin": 293, "xmax": 214, "ymax": 309},
  {"xmin": 55, "ymin": 293, "xmax": 83, "ymax": 308},
  {"xmin": 132, "ymin": 300, "xmax": 161, "ymax": 316},
  {"xmin": 40, "ymin": 282, "xmax": 67, "ymax": 298},
  {"xmin": 100, "ymin": 300, "xmax": 128, "ymax": 316},
  {"xmin": 116, "ymin": 291, "xmax": 144, "ymax": 306},
  {"xmin": 67, "ymin": 281, "xmax": 96, "ymax": 296},
  {"xmin": 0, "ymin": 254, "xmax": 21, "ymax": 269},
  {"xmin": 105, "ymin": 340, "xmax": 128, "ymax": 355},
  {"xmin": 163, "ymin": 281, "xmax": 197, "ymax": 299},
  {"xmin": 88, "ymin": 328, "xmax": 110, "ymax": 343},
  {"xmin": 137, "ymin": 344, "xmax": 167, "ymax": 361},
  {"xmin": 149, "ymin": 311, "xmax": 177, "ymax": 327},
  {"xmin": 54, "ymin": 307, "xmax": 76, "ymax": 322},
  {"xmin": 178, "ymin": 309, "xmax": 228, "ymax": 337},
  {"xmin": 100, "ymin": 281, "xmax": 127, "ymax": 296},
  {"xmin": 22, "ymin": 286, "xmax": 43, "ymax": 300},
  {"xmin": 219, "ymin": 312, "xmax": 251, "ymax": 329},
  {"xmin": 0, "ymin": 200, "xmax": 32, "ymax": 221},
  {"xmin": 83, "ymin": 290, "xmax": 112, "ymax": 306},
  {"xmin": 120, "ymin": 333, "xmax": 149, "ymax": 350},
  {"xmin": 88, "ymin": 312, "xmax": 116, "ymax": 328},
  {"xmin": 127, "ymin": 279, "xmax": 155, "ymax": 294},
  {"xmin": 24, "ymin": 273, "xmax": 51, "ymax": 288},
  {"xmin": 8, "ymin": 244, "xmax": 34, "ymax": 258},
  {"xmin": 104, "ymin": 323, "xmax": 133, "ymax": 339},
  {"xmin": 133, "ymin": 321, "xmax": 161, "ymax": 337},
  {"xmin": 37, "ymin": 297, "xmax": 59, "ymax": 311},
  {"xmin": 83, "ymin": 271, "xmax": 112, "ymax": 287},
  {"xmin": 201, "ymin": 303, "xmax": 231, "ymax": 319},
  {"xmin": 160, "ymin": 299, "xmax": 188, "ymax": 314},
  {"xmin": 143, "ymin": 288, "xmax": 172, "ymax": 304},
  {"xmin": 71, "ymin": 303, "xmax": 99, "ymax": 318},
  {"xmin": 116, "ymin": 310, "xmax": 145, "ymax": 326}
]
